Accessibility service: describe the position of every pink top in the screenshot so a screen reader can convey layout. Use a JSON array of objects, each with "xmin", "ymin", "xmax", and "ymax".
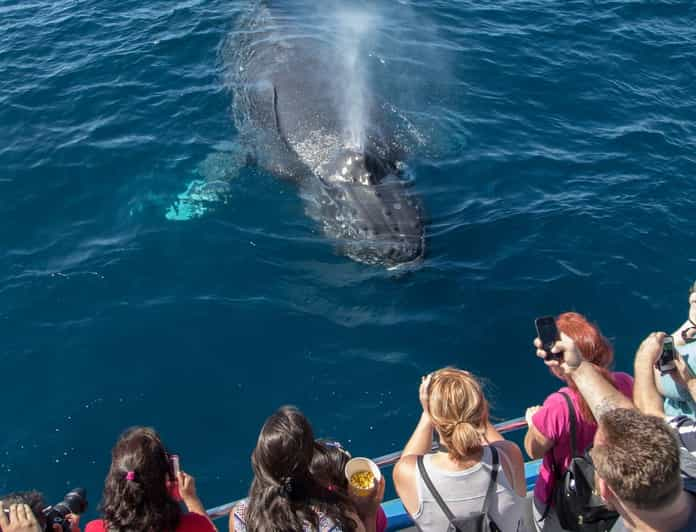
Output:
[
  {"xmin": 375, "ymin": 505, "xmax": 387, "ymax": 532},
  {"xmin": 531, "ymin": 372, "xmax": 634, "ymax": 504},
  {"xmin": 86, "ymin": 513, "xmax": 215, "ymax": 532}
]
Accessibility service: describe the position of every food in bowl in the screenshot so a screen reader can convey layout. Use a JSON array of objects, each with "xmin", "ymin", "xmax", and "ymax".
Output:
[{"xmin": 350, "ymin": 470, "xmax": 375, "ymax": 490}]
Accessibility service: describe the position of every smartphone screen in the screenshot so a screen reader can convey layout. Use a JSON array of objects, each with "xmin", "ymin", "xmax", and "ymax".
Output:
[
  {"xmin": 658, "ymin": 337, "xmax": 677, "ymax": 372},
  {"xmin": 535, "ymin": 316, "xmax": 560, "ymax": 359}
]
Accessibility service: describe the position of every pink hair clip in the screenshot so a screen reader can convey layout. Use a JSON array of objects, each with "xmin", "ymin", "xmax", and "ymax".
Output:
[{"xmin": 125, "ymin": 471, "xmax": 135, "ymax": 481}]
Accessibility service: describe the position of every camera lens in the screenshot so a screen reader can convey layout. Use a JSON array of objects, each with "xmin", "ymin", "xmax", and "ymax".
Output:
[{"xmin": 60, "ymin": 488, "xmax": 88, "ymax": 515}]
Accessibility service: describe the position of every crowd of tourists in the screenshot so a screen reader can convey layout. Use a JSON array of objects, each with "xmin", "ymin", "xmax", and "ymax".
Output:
[{"xmin": 4, "ymin": 288, "xmax": 696, "ymax": 532}]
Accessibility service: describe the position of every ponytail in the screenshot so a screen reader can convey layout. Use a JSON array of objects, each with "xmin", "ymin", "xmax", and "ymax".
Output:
[
  {"xmin": 427, "ymin": 368, "xmax": 489, "ymax": 461},
  {"xmin": 449, "ymin": 421, "xmax": 483, "ymax": 460}
]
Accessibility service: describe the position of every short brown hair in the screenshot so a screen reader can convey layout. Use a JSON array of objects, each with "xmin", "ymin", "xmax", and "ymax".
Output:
[{"xmin": 592, "ymin": 409, "xmax": 682, "ymax": 510}]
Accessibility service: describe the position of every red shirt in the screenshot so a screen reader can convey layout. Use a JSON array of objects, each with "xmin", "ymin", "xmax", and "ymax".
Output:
[{"xmin": 86, "ymin": 513, "xmax": 215, "ymax": 532}]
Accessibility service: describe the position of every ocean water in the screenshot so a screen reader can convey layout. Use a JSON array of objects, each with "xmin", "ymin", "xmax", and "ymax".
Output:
[{"xmin": 2, "ymin": 0, "xmax": 696, "ymax": 517}]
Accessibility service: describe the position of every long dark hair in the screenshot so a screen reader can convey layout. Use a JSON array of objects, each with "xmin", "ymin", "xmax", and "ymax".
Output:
[
  {"xmin": 100, "ymin": 426, "xmax": 181, "ymax": 532},
  {"xmin": 310, "ymin": 441, "xmax": 351, "ymax": 493},
  {"xmin": 246, "ymin": 406, "xmax": 358, "ymax": 532}
]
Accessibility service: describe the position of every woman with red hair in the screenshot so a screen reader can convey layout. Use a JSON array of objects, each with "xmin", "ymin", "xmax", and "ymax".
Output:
[{"xmin": 523, "ymin": 312, "xmax": 633, "ymax": 531}]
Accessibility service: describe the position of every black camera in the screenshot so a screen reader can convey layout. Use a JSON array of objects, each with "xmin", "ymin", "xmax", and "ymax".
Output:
[{"xmin": 42, "ymin": 489, "xmax": 87, "ymax": 532}]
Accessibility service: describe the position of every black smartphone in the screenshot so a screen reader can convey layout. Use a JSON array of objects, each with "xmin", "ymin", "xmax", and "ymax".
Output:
[
  {"xmin": 535, "ymin": 316, "xmax": 560, "ymax": 360},
  {"xmin": 169, "ymin": 454, "xmax": 181, "ymax": 477},
  {"xmin": 656, "ymin": 336, "xmax": 677, "ymax": 374}
]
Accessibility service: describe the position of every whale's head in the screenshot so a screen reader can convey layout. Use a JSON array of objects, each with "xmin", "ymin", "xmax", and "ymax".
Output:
[{"xmin": 305, "ymin": 148, "xmax": 425, "ymax": 268}]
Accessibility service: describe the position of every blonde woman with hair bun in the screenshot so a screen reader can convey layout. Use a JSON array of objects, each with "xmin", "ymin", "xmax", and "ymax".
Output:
[{"xmin": 393, "ymin": 368, "xmax": 529, "ymax": 532}]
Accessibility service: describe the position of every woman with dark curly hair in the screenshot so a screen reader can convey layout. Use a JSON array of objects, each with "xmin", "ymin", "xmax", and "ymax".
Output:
[
  {"xmin": 230, "ymin": 406, "xmax": 383, "ymax": 532},
  {"xmin": 85, "ymin": 427, "xmax": 215, "ymax": 532}
]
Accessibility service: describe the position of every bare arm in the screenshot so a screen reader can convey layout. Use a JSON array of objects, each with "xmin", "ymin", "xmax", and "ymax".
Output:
[
  {"xmin": 393, "ymin": 375, "xmax": 434, "ymax": 515},
  {"xmin": 483, "ymin": 421, "xmax": 504, "ymax": 443},
  {"xmin": 487, "ymin": 440, "xmax": 526, "ymax": 497},
  {"xmin": 178, "ymin": 471, "xmax": 215, "ymax": 526},
  {"xmin": 534, "ymin": 334, "xmax": 634, "ymax": 420},
  {"xmin": 633, "ymin": 333, "xmax": 666, "ymax": 418},
  {"xmin": 570, "ymin": 362, "xmax": 634, "ymax": 419},
  {"xmin": 524, "ymin": 423, "xmax": 553, "ymax": 460},
  {"xmin": 401, "ymin": 412, "xmax": 434, "ymax": 457}
]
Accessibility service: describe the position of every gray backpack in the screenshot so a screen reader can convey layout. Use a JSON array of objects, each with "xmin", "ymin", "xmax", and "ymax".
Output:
[{"xmin": 416, "ymin": 447, "xmax": 502, "ymax": 532}]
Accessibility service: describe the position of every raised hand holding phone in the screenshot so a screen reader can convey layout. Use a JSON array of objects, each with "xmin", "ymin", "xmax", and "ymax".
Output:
[
  {"xmin": 535, "ymin": 316, "xmax": 560, "ymax": 360},
  {"xmin": 168, "ymin": 454, "xmax": 182, "ymax": 501},
  {"xmin": 534, "ymin": 332, "xmax": 584, "ymax": 374},
  {"xmin": 656, "ymin": 336, "xmax": 677, "ymax": 374}
]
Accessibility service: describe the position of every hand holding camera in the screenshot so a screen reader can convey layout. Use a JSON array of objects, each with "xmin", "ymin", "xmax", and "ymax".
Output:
[
  {"xmin": 43, "ymin": 489, "xmax": 86, "ymax": 532},
  {"xmin": 0, "ymin": 502, "xmax": 42, "ymax": 532},
  {"xmin": 634, "ymin": 332, "xmax": 675, "ymax": 374}
]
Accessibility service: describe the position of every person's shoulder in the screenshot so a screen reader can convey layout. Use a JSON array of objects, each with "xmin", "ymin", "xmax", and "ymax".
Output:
[
  {"xmin": 178, "ymin": 512, "xmax": 216, "ymax": 532},
  {"xmin": 542, "ymin": 389, "xmax": 571, "ymax": 406},
  {"xmin": 394, "ymin": 453, "xmax": 419, "ymax": 476},
  {"xmin": 540, "ymin": 388, "xmax": 576, "ymax": 413},
  {"xmin": 232, "ymin": 498, "xmax": 249, "ymax": 527},
  {"xmin": 489, "ymin": 439, "xmax": 522, "ymax": 460},
  {"xmin": 234, "ymin": 498, "xmax": 249, "ymax": 510},
  {"xmin": 533, "ymin": 391, "xmax": 574, "ymax": 440},
  {"xmin": 676, "ymin": 494, "xmax": 696, "ymax": 532},
  {"xmin": 609, "ymin": 517, "xmax": 629, "ymax": 532},
  {"xmin": 84, "ymin": 520, "xmax": 106, "ymax": 532}
]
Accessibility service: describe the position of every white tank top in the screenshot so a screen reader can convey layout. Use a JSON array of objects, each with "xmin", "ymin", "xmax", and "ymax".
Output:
[{"xmin": 413, "ymin": 446, "xmax": 527, "ymax": 532}]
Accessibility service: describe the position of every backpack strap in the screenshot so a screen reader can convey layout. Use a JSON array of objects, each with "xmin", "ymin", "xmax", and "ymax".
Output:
[
  {"xmin": 417, "ymin": 455, "xmax": 457, "ymax": 523},
  {"xmin": 480, "ymin": 445, "xmax": 500, "ymax": 516},
  {"xmin": 540, "ymin": 392, "xmax": 578, "ymax": 522},
  {"xmin": 558, "ymin": 392, "xmax": 579, "ymax": 459}
]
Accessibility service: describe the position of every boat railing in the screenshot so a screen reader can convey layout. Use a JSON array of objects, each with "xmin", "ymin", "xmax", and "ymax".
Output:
[{"xmin": 205, "ymin": 416, "xmax": 527, "ymax": 520}]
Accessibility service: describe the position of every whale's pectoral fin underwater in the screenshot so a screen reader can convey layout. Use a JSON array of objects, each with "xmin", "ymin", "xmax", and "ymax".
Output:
[{"xmin": 165, "ymin": 146, "xmax": 253, "ymax": 221}]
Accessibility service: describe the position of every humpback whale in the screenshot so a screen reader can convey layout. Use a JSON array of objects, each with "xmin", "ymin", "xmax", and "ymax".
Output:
[{"xmin": 173, "ymin": 2, "xmax": 425, "ymax": 268}]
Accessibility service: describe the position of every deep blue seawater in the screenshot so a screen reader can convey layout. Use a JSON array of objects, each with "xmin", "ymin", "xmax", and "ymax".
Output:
[{"xmin": 2, "ymin": 0, "xmax": 696, "ymax": 517}]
